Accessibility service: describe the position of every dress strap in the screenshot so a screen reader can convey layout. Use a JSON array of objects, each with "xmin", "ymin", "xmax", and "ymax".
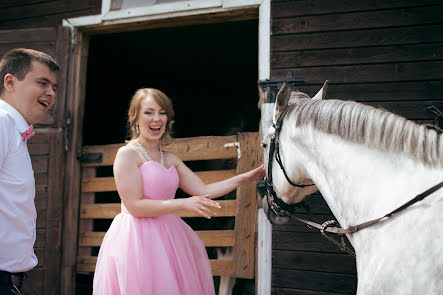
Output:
[{"xmin": 136, "ymin": 139, "xmax": 164, "ymax": 166}]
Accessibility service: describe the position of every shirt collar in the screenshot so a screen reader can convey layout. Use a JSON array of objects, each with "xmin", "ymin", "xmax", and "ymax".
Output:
[{"xmin": 0, "ymin": 99, "xmax": 31, "ymax": 134}]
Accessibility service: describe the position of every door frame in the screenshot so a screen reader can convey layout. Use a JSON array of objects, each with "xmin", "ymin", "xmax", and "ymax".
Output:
[{"xmin": 60, "ymin": 1, "xmax": 271, "ymax": 294}]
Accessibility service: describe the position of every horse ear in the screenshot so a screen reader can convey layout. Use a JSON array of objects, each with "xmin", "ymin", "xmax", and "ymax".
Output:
[
  {"xmin": 312, "ymin": 80, "xmax": 328, "ymax": 100},
  {"xmin": 274, "ymin": 81, "xmax": 291, "ymax": 121}
]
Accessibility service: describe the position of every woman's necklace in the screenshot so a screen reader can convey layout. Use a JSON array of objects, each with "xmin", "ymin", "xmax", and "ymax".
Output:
[{"xmin": 136, "ymin": 138, "xmax": 164, "ymax": 166}]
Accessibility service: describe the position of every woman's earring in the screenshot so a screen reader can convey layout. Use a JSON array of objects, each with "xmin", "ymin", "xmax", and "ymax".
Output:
[{"xmin": 136, "ymin": 125, "xmax": 139, "ymax": 135}]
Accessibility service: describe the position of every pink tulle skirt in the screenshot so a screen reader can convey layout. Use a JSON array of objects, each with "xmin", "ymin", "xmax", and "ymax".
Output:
[{"xmin": 93, "ymin": 212, "xmax": 215, "ymax": 295}]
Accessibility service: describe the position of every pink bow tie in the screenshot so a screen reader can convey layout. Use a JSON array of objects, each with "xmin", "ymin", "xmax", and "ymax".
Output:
[{"xmin": 21, "ymin": 125, "xmax": 35, "ymax": 140}]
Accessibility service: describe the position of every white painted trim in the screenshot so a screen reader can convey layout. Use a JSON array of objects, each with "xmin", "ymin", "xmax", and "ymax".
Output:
[
  {"xmin": 223, "ymin": 0, "xmax": 263, "ymax": 8},
  {"xmin": 64, "ymin": 0, "xmax": 264, "ymax": 28},
  {"xmin": 258, "ymin": 0, "xmax": 270, "ymax": 81},
  {"xmin": 102, "ymin": 0, "xmax": 222, "ymax": 21},
  {"xmin": 101, "ymin": 0, "xmax": 112, "ymax": 16},
  {"xmin": 257, "ymin": 1, "xmax": 271, "ymax": 294},
  {"xmin": 257, "ymin": 208, "xmax": 272, "ymax": 295}
]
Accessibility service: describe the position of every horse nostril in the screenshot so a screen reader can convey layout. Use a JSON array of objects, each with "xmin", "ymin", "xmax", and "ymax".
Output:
[{"xmin": 256, "ymin": 178, "xmax": 267, "ymax": 198}]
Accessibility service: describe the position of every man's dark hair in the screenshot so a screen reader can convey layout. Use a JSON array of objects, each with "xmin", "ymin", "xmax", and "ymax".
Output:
[{"xmin": 0, "ymin": 48, "xmax": 59, "ymax": 95}]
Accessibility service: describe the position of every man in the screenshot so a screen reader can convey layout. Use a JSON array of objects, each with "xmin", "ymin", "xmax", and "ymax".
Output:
[{"xmin": 0, "ymin": 48, "xmax": 59, "ymax": 294}]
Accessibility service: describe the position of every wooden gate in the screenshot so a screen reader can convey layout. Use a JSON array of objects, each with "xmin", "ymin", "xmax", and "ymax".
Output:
[{"xmin": 76, "ymin": 132, "xmax": 260, "ymax": 279}]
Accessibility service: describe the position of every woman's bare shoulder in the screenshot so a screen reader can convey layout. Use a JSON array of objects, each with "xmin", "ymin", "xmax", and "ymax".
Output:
[{"xmin": 115, "ymin": 141, "xmax": 140, "ymax": 165}]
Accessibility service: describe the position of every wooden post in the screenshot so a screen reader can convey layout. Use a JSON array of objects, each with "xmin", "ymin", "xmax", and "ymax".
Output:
[{"xmin": 233, "ymin": 132, "xmax": 260, "ymax": 278}]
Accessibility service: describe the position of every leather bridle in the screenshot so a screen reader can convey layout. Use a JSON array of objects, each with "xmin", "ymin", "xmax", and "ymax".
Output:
[{"xmin": 265, "ymin": 107, "xmax": 315, "ymax": 219}]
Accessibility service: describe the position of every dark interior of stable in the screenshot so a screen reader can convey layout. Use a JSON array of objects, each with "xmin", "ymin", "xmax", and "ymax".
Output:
[{"xmin": 78, "ymin": 19, "xmax": 259, "ymax": 294}]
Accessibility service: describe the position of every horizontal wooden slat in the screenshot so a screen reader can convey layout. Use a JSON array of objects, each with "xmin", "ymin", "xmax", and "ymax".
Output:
[
  {"xmin": 272, "ymin": 268, "xmax": 357, "ymax": 294},
  {"xmin": 0, "ymin": 0, "xmax": 100, "ymax": 22},
  {"xmin": 271, "ymin": 25, "xmax": 443, "ymax": 51},
  {"xmin": 80, "ymin": 200, "xmax": 237, "ymax": 219},
  {"xmin": 290, "ymin": 81, "xmax": 443, "ymax": 102},
  {"xmin": 272, "ymin": 5, "xmax": 443, "ymax": 35},
  {"xmin": 81, "ymin": 170, "xmax": 236, "ymax": 192},
  {"xmin": 81, "ymin": 177, "xmax": 116, "ymax": 193},
  {"xmin": 81, "ymin": 135, "xmax": 238, "ymax": 167},
  {"xmin": 79, "ymin": 230, "xmax": 235, "ymax": 247},
  {"xmin": 273, "ymin": 250, "xmax": 356, "ymax": 275},
  {"xmin": 272, "ymin": 0, "xmax": 443, "ymax": 18},
  {"xmin": 77, "ymin": 256, "xmax": 233, "ymax": 276},
  {"xmin": 272, "ymin": 61, "xmax": 443, "ymax": 85},
  {"xmin": 272, "ymin": 43, "xmax": 443, "ymax": 69}
]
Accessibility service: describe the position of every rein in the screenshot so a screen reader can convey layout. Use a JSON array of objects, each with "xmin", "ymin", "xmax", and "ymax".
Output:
[{"xmin": 265, "ymin": 104, "xmax": 443, "ymax": 255}]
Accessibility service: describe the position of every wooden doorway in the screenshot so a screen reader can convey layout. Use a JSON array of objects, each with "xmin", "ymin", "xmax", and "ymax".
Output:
[{"xmin": 62, "ymin": 15, "xmax": 261, "ymax": 294}]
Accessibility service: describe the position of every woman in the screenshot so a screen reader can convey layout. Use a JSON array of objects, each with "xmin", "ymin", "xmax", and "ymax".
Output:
[{"xmin": 93, "ymin": 88, "xmax": 265, "ymax": 295}]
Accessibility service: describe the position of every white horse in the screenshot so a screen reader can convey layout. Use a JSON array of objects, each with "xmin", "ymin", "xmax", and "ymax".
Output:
[{"xmin": 262, "ymin": 82, "xmax": 443, "ymax": 294}]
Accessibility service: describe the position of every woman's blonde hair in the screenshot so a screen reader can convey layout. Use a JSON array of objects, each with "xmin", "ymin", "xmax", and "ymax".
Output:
[{"xmin": 127, "ymin": 88, "xmax": 174, "ymax": 146}]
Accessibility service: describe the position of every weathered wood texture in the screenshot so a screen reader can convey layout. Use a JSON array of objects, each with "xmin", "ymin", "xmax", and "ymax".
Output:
[
  {"xmin": 76, "ymin": 133, "xmax": 259, "ymax": 280},
  {"xmin": 271, "ymin": 0, "xmax": 443, "ymax": 294},
  {"xmin": 0, "ymin": 0, "xmax": 101, "ymax": 30},
  {"xmin": 0, "ymin": 26, "xmax": 69, "ymax": 295}
]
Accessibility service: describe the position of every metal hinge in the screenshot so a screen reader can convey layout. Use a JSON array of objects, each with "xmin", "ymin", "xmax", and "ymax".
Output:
[{"xmin": 224, "ymin": 141, "xmax": 241, "ymax": 159}]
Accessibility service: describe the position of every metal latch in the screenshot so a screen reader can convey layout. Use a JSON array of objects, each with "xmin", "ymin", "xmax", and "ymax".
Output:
[
  {"xmin": 224, "ymin": 142, "xmax": 241, "ymax": 159},
  {"xmin": 77, "ymin": 152, "xmax": 103, "ymax": 163}
]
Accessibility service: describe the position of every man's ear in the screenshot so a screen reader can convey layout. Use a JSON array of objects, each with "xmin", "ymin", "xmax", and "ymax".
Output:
[{"xmin": 3, "ymin": 74, "xmax": 16, "ymax": 93}]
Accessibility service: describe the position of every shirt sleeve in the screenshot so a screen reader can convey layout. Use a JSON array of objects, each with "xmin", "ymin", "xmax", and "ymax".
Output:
[{"xmin": 0, "ymin": 114, "xmax": 12, "ymax": 168}]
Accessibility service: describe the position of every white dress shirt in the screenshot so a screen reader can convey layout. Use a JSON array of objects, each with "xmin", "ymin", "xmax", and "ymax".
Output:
[{"xmin": 0, "ymin": 99, "xmax": 37, "ymax": 272}]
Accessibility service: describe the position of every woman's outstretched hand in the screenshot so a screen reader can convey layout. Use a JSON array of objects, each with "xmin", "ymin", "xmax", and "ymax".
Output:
[
  {"xmin": 243, "ymin": 165, "xmax": 266, "ymax": 182},
  {"xmin": 182, "ymin": 195, "xmax": 221, "ymax": 219}
]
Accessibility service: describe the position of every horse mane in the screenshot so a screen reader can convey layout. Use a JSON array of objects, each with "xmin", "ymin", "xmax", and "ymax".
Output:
[{"xmin": 286, "ymin": 92, "xmax": 443, "ymax": 168}]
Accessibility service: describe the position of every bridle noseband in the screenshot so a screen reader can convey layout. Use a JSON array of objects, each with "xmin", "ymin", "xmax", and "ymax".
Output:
[{"xmin": 265, "ymin": 107, "xmax": 315, "ymax": 218}]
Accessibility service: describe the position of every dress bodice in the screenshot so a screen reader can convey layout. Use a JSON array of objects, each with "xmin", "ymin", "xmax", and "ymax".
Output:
[
  {"xmin": 139, "ymin": 161, "xmax": 179, "ymax": 200},
  {"xmin": 121, "ymin": 161, "xmax": 179, "ymax": 214}
]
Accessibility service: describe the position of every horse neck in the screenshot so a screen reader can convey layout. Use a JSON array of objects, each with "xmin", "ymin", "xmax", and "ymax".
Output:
[{"xmin": 285, "ymin": 126, "xmax": 443, "ymax": 228}]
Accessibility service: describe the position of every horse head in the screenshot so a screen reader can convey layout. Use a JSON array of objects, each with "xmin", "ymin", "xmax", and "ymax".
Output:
[{"xmin": 262, "ymin": 81, "xmax": 327, "ymax": 224}]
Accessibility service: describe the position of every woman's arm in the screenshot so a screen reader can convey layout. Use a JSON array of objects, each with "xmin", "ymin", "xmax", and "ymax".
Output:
[
  {"xmin": 172, "ymin": 153, "xmax": 265, "ymax": 199},
  {"xmin": 113, "ymin": 145, "xmax": 220, "ymax": 218}
]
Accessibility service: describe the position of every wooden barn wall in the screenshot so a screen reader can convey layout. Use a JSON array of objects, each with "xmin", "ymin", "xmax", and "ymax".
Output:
[
  {"xmin": 270, "ymin": 0, "xmax": 443, "ymax": 294},
  {"xmin": 0, "ymin": 0, "xmax": 102, "ymax": 30},
  {"xmin": 0, "ymin": 27, "xmax": 70, "ymax": 295}
]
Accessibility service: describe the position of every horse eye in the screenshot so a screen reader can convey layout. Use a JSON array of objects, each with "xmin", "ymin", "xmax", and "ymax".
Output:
[{"xmin": 261, "ymin": 143, "xmax": 267, "ymax": 148}]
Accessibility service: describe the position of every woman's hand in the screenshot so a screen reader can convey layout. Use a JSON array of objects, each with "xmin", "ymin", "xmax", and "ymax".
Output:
[
  {"xmin": 242, "ymin": 165, "xmax": 266, "ymax": 182},
  {"xmin": 181, "ymin": 195, "xmax": 221, "ymax": 219}
]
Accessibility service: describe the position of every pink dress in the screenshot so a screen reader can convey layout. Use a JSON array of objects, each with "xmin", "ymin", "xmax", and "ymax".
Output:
[{"xmin": 93, "ymin": 161, "xmax": 215, "ymax": 295}]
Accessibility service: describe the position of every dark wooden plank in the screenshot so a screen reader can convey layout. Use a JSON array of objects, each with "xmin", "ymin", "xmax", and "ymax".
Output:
[
  {"xmin": 271, "ymin": 25, "xmax": 443, "ymax": 51},
  {"xmin": 0, "ymin": 8, "xmax": 101, "ymax": 30},
  {"xmin": 272, "ymin": 268, "xmax": 357, "ymax": 293},
  {"xmin": 272, "ymin": 43, "xmax": 443, "ymax": 68},
  {"xmin": 365, "ymin": 100, "xmax": 443, "ymax": 120},
  {"xmin": 0, "ymin": 27, "xmax": 57, "ymax": 43},
  {"xmin": 271, "ymin": 61, "xmax": 443, "ymax": 85},
  {"xmin": 35, "ymin": 229, "xmax": 46, "ymax": 248},
  {"xmin": 273, "ymin": 250, "xmax": 356, "ymax": 274},
  {"xmin": 29, "ymin": 143, "xmax": 50, "ymax": 155},
  {"xmin": 272, "ymin": 287, "xmax": 349, "ymax": 295},
  {"xmin": 292, "ymin": 81, "xmax": 443, "ymax": 102},
  {"xmin": 272, "ymin": 5, "xmax": 443, "ymax": 34},
  {"xmin": 272, "ymin": 0, "xmax": 443, "ymax": 18},
  {"xmin": 31, "ymin": 155, "xmax": 49, "ymax": 174},
  {"xmin": 273, "ymin": 232, "xmax": 354, "ymax": 254},
  {"xmin": 0, "ymin": 0, "xmax": 53, "ymax": 9},
  {"xmin": 60, "ymin": 32, "xmax": 89, "ymax": 294},
  {"xmin": 0, "ymin": 42, "xmax": 56, "ymax": 58},
  {"xmin": 22, "ymin": 268, "xmax": 43, "ymax": 295},
  {"xmin": 44, "ymin": 132, "xmax": 66, "ymax": 295},
  {"xmin": 0, "ymin": 0, "xmax": 101, "ymax": 22}
]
